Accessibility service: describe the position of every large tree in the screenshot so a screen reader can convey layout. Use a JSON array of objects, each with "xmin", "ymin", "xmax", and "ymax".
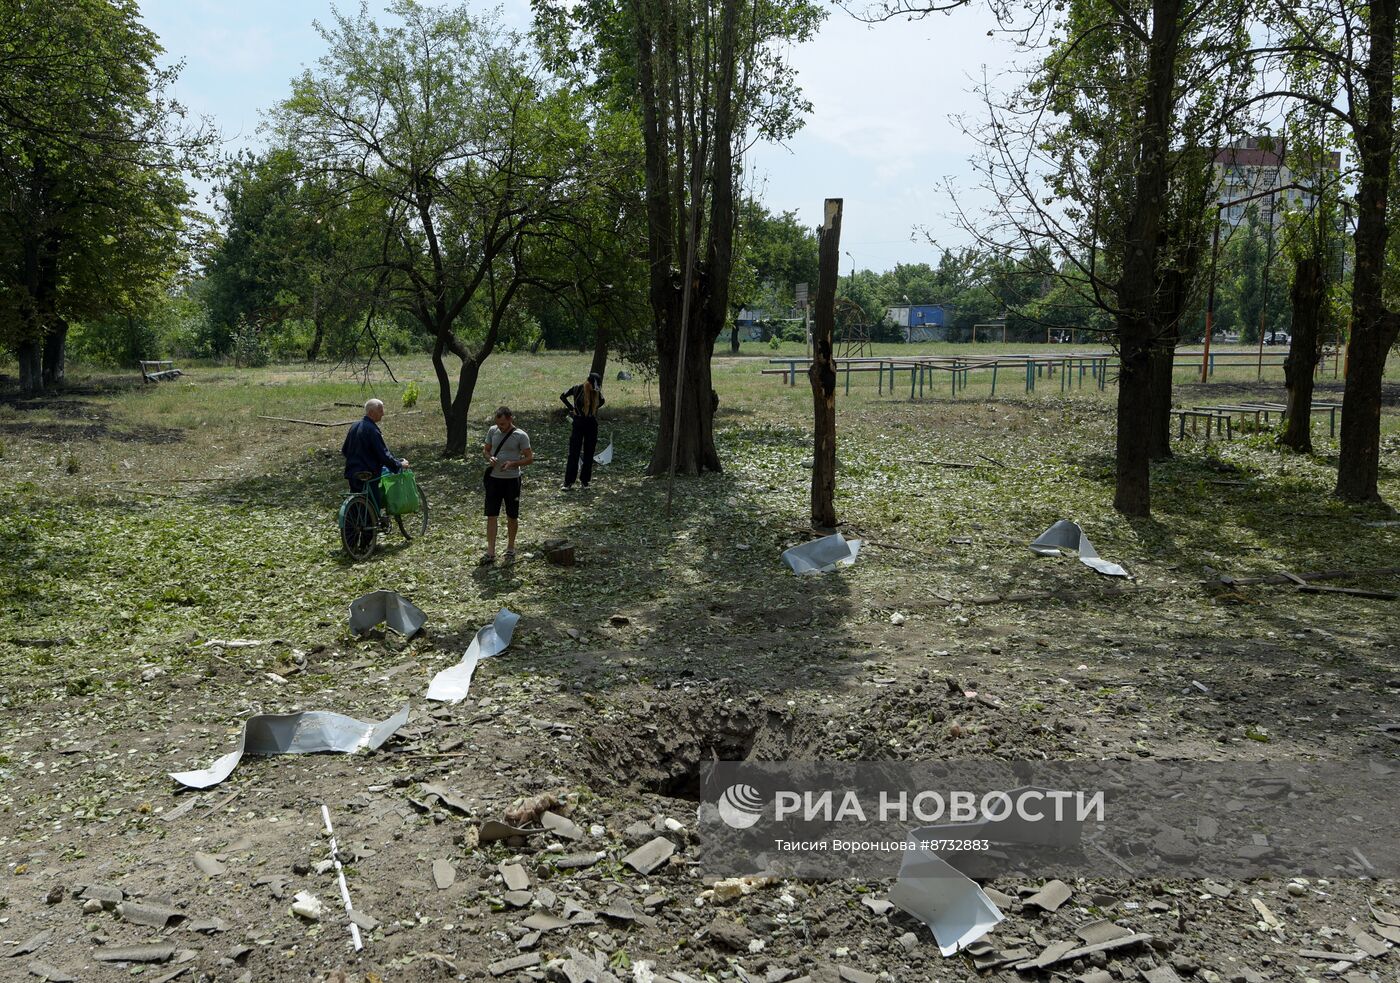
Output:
[
  {"xmin": 274, "ymin": 0, "xmax": 592, "ymax": 455},
  {"xmin": 0, "ymin": 0, "xmax": 208, "ymax": 390},
  {"xmin": 539, "ymin": 0, "xmax": 824, "ymax": 476}
]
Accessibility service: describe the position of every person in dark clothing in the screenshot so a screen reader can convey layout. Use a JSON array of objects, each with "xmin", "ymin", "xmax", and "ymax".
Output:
[
  {"xmin": 342, "ymin": 399, "xmax": 407, "ymax": 509},
  {"xmin": 560, "ymin": 372, "xmax": 605, "ymax": 489}
]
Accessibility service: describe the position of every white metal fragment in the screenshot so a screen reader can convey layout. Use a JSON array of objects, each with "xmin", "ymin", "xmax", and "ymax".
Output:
[
  {"xmin": 887, "ymin": 844, "xmax": 1004, "ymax": 956},
  {"xmin": 348, "ymin": 590, "xmax": 426, "ymax": 638},
  {"xmin": 1029, "ymin": 520, "xmax": 1130, "ymax": 578},
  {"xmin": 781, "ymin": 533, "xmax": 862, "ymax": 575},
  {"xmin": 168, "ymin": 706, "xmax": 410, "ymax": 789},
  {"xmin": 426, "ymin": 609, "xmax": 519, "ymax": 703},
  {"xmin": 594, "ymin": 439, "xmax": 614, "ymax": 465}
]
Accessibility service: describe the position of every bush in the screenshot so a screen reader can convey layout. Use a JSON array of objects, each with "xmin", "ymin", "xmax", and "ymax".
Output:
[
  {"xmin": 768, "ymin": 336, "xmax": 781, "ymax": 350},
  {"xmin": 402, "ymin": 380, "xmax": 419, "ymax": 408},
  {"xmin": 232, "ymin": 320, "xmax": 269, "ymax": 368}
]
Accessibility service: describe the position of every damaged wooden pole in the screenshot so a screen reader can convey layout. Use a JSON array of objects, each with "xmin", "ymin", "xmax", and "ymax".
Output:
[{"xmin": 809, "ymin": 198, "xmax": 842, "ymax": 529}]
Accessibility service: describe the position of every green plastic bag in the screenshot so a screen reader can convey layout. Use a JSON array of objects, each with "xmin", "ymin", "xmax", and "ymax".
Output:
[{"xmin": 380, "ymin": 470, "xmax": 420, "ymax": 516}]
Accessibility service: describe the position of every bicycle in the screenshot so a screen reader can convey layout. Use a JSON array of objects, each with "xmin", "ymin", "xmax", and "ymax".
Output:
[{"xmin": 339, "ymin": 470, "xmax": 430, "ymax": 560}]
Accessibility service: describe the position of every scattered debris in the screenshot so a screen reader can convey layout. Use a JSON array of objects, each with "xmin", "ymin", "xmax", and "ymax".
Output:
[
  {"xmin": 8, "ymin": 931, "xmax": 52, "ymax": 958},
  {"xmin": 426, "ymin": 608, "xmax": 520, "ymax": 703},
  {"xmin": 1030, "ymin": 520, "xmax": 1130, "ymax": 578},
  {"xmin": 1025, "ymin": 879, "xmax": 1074, "ymax": 913},
  {"xmin": 887, "ymin": 847, "xmax": 1004, "ymax": 955},
  {"xmin": 168, "ymin": 705, "xmax": 410, "ymax": 789},
  {"xmin": 622, "ymin": 837, "xmax": 676, "ymax": 874},
  {"xmin": 321, "ymin": 804, "xmax": 364, "ymax": 951},
  {"xmin": 291, "ymin": 891, "xmax": 325, "ymax": 921},
  {"xmin": 25, "ymin": 961, "xmax": 75, "ymax": 982},
  {"xmin": 781, "ymin": 532, "xmax": 863, "ymax": 575},
  {"xmin": 117, "ymin": 900, "xmax": 186, "ymax": 928},
  {"xmin": 193, "ymin": 851, "xmax": 226, "ymax": 876},
  {"xmin": 594, "ymin": 439, "xmax": 614, "ymax": 465},
  {"xmin": 432, "ymin": 858, "xmax": 456, "ymax": 890},
  {"xmin": 94, "ymin": 944, "xmax": 176, "ymax": 964},
  {"xmin": 348, "ymin": 590, "xmax": 427, "ymax": 638}
]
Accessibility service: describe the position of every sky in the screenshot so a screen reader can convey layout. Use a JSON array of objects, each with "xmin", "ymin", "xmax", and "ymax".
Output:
[{"xmin": 139, "ymin": 0, "xmax": 1013, "ymax": 273}]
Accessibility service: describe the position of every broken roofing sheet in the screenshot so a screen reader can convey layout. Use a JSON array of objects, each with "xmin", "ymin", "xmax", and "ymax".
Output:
[
  {"xmin": 426, "ymin": 608, "xmax": 520, "ymax": 703},
  {"xmin": 888, "ymin": 842, "xmax": 1005, "ymax": 956},
  {"xmin": 781, "ymin": 532, "xmax": 863, "ymax": 575},
  {"xmin": 169, "ymin": 706, "xmax": 409, "ymax": 789},
  {"xmin": 1029, "ymin": 520, "xmax": 1129, "ymax": 578},
  {"xmin": 348, "ymin": 589, "xmax": 427, "ymax": 638}
]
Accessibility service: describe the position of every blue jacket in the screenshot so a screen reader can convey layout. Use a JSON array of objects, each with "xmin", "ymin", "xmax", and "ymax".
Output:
[{"xmin": 342, "ymin": 417, "xmax": 401, "ymax": 479}]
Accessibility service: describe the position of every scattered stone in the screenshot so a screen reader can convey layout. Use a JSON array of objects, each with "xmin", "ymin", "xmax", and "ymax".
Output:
[
  {"xmin": 499, "ymin": 863, "xmax": 530, "ymax": 893},
  {"xmin": 488, "ymin": 953, "xmax": 541, "ymax": 977},
  {"xmin": 432, "ymin": 859, "xmax": 456, "ymax": 890},
  {"xmin": 193, "ymin": 852, "xmax": 226, "ymax": 876},
  {"xmin": 291, "ymin": 891, "xmax": 324, "ymax": 921},
  {"xmin": 523, "ymin": 912, "xmax": 572, "ymax": 932},
  {"xmin": 349, "ymin": 910, "xmax": 380, "ymax": 933},
  {"xmin": 1286, "ymin": 882, "xmax": 1307, "ymax": 897},
  {"xmin": 898, "ymin": 932, "xmax": 918, "ymax": 951},
  {"xmin": 43, "ymin": 885, "xmax": 63, "ymax": 906},
  {"xmin": 553, "ymin": 851, "xmax": 604, "ymax": 870},
  {"xmin": 1142, "ymin": 966, "xmax": 1184, "ymax": 983},
  {"xmin": 94, "ymin": 944, "xmax": 176, "ymax": 964},
  {"xmin": 81, "ymin": 898, "xmax": 103, "ymax": 914},
  {"xmin": 706, "ymin": 916, "xmax": 756, "ymax": 952},
  {"xmin": 1025, "ymin": 879, "xmax": 1073, "ymax": 912},
  {"xmin": 860, "ymin": 897, "xmax": 894, "ymax": 916},
  {"xmin": 9, "ymin": 932, "xmax": 52, "ymax": 958},
  {"xmin": 1076, "ymin": 920, "xmax": 1134, "ymax": 946},
  {"xmin": 188, "ymin": 917, "xmax": 231, "ymax": 934},
  {"xmin": 622, "ymin": 837, "xmax": 675, "ymax": 874},
  {"xmin": 541, "ymin": 811, "xmax": 584, "ymax": 840},
  {"xmin": 502, "ymin": 891, "xmax": 533, "ymax": 908},
  {"xmin": 26, "ymin": 961, "xmax": 75, "ymax": 982},
  {"xmin": 838, "ymin": 968, "xmax": 878, "ymax": 983},
  {"xmin": 117, "ymin": 900, "xmax": 186, "ymax": 928},
  {"xmin": 1202, "ymin": 880, "xmax": 1232, "ymax": 898},
  {"xmin": 1079, "ymin": 972, "xmax": 1115, "ymax": 983}
]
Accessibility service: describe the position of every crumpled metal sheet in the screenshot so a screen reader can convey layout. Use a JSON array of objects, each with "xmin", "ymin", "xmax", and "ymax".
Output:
[
  {"xmin": 888, "ymin": 837, "xmax": 1005, "ymax": 956},
  {"xmin": 426, "ymin": 608, "xmax": 520, "ymax": 703},
  {"xmin": 781, "ymin": 533, "xmax": 862, "ymax": 574},
  {"xmin": 1029, "ymin": 520, "xmax": 1129, "ymax": 578},
  {"xmin": 349, "ymin": 590, "xmax": 426, "ymax": 638},
  {"xmin": 169, "ymin": 706, "xmax": 410, "ymax": 789},
  {"xmin": 593, "ymin": 439, "xmax": 613, "ymax": 465}
]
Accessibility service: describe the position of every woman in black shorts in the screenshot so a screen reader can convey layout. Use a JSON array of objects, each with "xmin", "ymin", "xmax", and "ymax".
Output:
[{"xmin": 481, "ymin": 406, "xmax": 532, "ymax": 564}]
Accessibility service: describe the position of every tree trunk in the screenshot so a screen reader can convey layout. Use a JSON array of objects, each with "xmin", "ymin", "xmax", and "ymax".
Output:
[
  {"xmin": 1147, "ymin": 333, "xmax": 1176, "ymax": 460},
  {"xmin": 1280, "ymin": 255, "xmax": 1323, "ymax": 453},
  {"xmin": 1115, "ymin": 323, "xmax": 1154, "ymax": 516},
  {"xmin": 730, "ymin": 323, "xmax": 739, "ymax": 353},
  {"xmin": 590, "ymin": 322, "xmax": 609, "ymax": 379},
  {"xmin": 440, "ymin": 357, "xmax": 481, "ymax": 458},
  {"xmin": 307, "ymin": 316, "xmax": 325, "ymax": 362},
  {"xmin": 1336, "ymin": 0, "xmax": 1400, "ymax": 502},
  {"xmin": 41, "ymin": 320, "xmax": 67, "ymax": 387},
  {"xmin": 17, "ymin": 339, "xmax": 42, "ymax": 392},
  {"xmin": 648, "ymin": 319, "xmax": 721, "ymax": 475},
  {"xmin": 809, "ymin": 199, "xmax": 842, "ymax": 529},
  {"xmin": 1111, "ymin": 0, "xmax": 1180, "ymax": 516}
]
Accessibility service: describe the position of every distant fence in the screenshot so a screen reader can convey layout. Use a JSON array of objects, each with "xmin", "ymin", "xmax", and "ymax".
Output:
[{"xmin": 762, "ymin": 348, "xmax": 1343, "ymax": 397}]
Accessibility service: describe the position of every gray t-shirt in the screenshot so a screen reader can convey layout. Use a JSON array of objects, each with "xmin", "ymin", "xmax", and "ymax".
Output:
[{"xmin": 485, "ymin": 425, "xmax": 531, "ymax": 480}]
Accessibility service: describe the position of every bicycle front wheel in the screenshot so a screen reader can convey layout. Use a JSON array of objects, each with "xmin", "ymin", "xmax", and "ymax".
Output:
[
  {"xmin": 396, "ymin": 487, "xmax": 430, "ymax": 541},
  {"xmin": 340, "ymin": 497, "xmax": 378, "ymax": 560}
]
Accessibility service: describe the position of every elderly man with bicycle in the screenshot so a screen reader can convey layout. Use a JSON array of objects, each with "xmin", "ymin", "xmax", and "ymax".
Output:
[{"xmin": 342, "ymin": 398, "xmax": 408, "ymax": 513}]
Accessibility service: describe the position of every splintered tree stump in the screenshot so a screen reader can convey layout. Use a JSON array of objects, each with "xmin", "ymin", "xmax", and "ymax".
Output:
[{"xmin": 547, "ymin": 546, "xmax": 575, "ymax": 567}]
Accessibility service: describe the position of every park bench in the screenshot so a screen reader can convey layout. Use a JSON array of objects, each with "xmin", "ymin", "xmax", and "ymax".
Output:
[
  {"xmin": 1195, "ymin": 400, "xmax": 1343, "ymax": 437},
  {"xmin": 139, "ymin": 360, "xmax": 183, "ymax": 383},
  {"xmin": 1174, "ymin": 408, "xmax": 1234, "ymax": 441}
]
